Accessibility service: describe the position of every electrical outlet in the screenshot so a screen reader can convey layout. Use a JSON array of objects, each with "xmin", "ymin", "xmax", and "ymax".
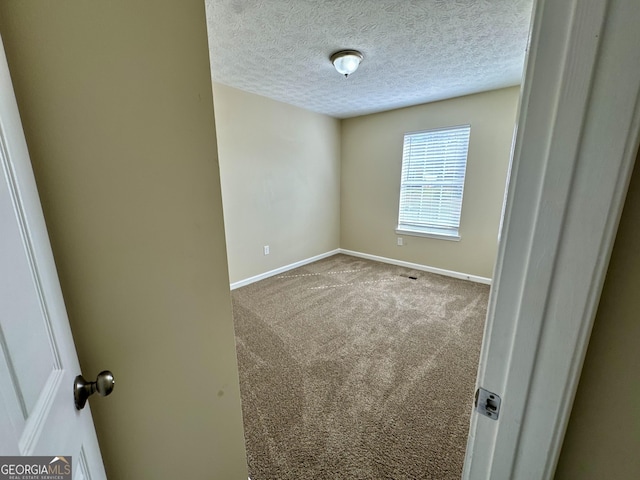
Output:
[
  {"xmin": 263, "ymin": 245, "xmax": 270, "ymax": 255},
  {"xmin": 397, "ymin": 237, "xmax": 404, "ymax": 246}
]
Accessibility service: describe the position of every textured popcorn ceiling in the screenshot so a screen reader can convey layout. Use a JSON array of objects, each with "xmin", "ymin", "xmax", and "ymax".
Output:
[{"xmin": 205, "ymin": 0, "xmax": 533, "ymax": 119}]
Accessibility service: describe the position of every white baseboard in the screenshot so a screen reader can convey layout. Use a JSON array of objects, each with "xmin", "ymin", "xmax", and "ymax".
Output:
[
  {"xmin": 230, "ymin": 249, "xmax": 341, "ymax": 290},
  {"xmin": 338, "ymin": 249, "xmax": 492, "ymax": 285},
  {"xmin": 230, "ymin": 248, "xmax": 491, "ymax": 289}
]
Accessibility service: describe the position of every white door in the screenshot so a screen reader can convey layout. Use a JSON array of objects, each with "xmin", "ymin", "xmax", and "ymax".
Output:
[{"xmin": 0, "ymin": 33, "xmax": 107, "ymax": 479}]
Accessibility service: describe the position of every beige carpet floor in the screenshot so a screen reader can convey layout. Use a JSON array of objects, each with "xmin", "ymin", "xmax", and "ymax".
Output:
[{"xmin": 231, "ymin": 254, "xmax": 489, "ymax": 480}]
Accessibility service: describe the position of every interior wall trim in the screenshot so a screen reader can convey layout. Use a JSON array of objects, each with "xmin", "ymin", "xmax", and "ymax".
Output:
[
  {"xmin": 339, "ymin": 249, "xmax": 492, "ymax": 285},
  {"xmin": 229, "ymin": 249, "xmax": 341, "ymax": 290},
  {"xmin": 463, "ymin": 1, "xmax": 640, "ymax": 478},
  {"xmin": 229, "ymin": 248, "xmax": 491, "ymax": 290}
]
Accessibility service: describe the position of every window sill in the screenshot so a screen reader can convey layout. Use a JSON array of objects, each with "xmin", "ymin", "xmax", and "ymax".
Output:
[{"xmin": 395, "ymin": 227, "xmax": 461, "ymax": 242}]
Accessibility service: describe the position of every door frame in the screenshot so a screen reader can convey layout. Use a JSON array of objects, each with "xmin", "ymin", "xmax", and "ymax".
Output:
[{"xmin": 463, "ymin": 0, "xmax": 640, "ymax": 478}]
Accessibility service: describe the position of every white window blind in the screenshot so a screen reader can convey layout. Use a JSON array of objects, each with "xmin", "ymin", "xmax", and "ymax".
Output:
[{"xmin": 397, "ymin": 125, "xmax": 470, "ymax": 239}]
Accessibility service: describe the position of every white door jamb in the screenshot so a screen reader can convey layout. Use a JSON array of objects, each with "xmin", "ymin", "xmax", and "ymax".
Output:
[{"xmin": 463, "ymin": 0, "xmax": 640, "ymax": 478}]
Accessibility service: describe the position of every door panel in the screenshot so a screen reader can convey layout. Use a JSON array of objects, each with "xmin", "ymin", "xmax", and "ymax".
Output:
[
  {"xmin": 0, "ymin": 171, "xmax": 57, "ymax": 415},
  {"xmin": 0, "ymin": 32, "xmax": 107, "ymax": 478}
]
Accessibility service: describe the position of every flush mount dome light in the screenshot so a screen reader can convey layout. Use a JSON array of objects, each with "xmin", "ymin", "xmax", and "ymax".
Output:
[{"xmin": 330, "ymin": 50, "xmax": 363, "ymax": 78}]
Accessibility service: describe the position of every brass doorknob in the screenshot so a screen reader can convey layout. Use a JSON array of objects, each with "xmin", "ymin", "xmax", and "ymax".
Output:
[{"xmin": 74, "ymin": 370, "xmax": 115, "ymax": 410}]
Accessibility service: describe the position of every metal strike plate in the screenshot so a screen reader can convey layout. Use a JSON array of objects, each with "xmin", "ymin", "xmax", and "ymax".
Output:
[{"xmin": 475, "ymin": 387, "xmax": 501, "ymax": 420}]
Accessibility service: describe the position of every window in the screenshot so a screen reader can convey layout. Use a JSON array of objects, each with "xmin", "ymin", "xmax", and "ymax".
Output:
[{"xmin": 396, "ymin": 125, "xmax": 470, "ymax": 241}]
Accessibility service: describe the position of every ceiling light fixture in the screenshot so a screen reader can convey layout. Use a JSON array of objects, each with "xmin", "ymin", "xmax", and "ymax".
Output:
[{"xmin": 330, "ymin": 50, "xmax": 363, "ymax": 78}]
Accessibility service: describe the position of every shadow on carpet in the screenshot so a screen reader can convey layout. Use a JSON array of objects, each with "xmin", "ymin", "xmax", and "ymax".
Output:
[{"xmin": 231, "ymin": 254, "xmax": 489, "ymax": 480}]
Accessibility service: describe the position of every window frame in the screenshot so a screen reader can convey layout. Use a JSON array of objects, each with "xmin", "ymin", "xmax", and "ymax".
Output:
[{"xmin": 396, "ymin": 124, "xmax": 471, "ymax": 241}]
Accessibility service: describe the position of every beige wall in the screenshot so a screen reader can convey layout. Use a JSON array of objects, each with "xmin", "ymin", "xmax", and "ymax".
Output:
[
  {"xmin": 212, "ymin": 83, "xmax": 341, "ymax": 283},
  {"xmin": 555, "ymin": 152, "xmax": 640, "ymax": 479},
  {"xmin": 4, "ymin": 1, "xmax": 635, "ymax": 475},
  {"xmin": 213, "ymin": 85, "xmax": 517, "ymax": 283},
  {"xmin": 341, "ymin": 87, "xmax": 519, "ymax": 279},
  {"xmin": 0, "ymin": 2, "xmax": 247, "ymax": 479}
]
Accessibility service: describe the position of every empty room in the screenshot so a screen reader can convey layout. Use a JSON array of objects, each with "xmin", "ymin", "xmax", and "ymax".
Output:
[
  {"xmin": 206, "ymin": 1, "xmax": 530, "ymax": 478},
  {"xmin": 2, "ymin": 0, "xmax": 637, "ymax": 479}
]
